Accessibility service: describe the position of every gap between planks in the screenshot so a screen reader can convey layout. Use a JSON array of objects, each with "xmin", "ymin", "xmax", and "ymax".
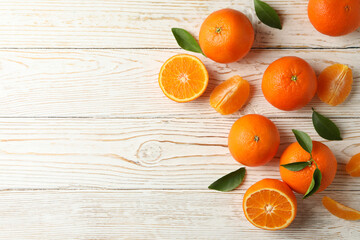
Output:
[
  {"xmin": 0, "ymin": 188, "xmax": 359, "ymax": 192},
  {"xmin": 0, "ymin": 116, "xmax": 358, "ymax": 119},
  {"xmin": 0, "ymin": 47, "xmax": 359, "ymax": 50},
  {"xmin": 0, "ymin": 190, "xmax": 358, "ymax": 239},
  {"xmin": 0, "ymin": 48, "xmax": 358, "ymax": 118},
  {"xmin": 0, "ymin": 0, "xmax": 359, "ymax": 49},
  {"xmin": 0, "ymin": 117, "xmax": 358, "ymax": 190}
]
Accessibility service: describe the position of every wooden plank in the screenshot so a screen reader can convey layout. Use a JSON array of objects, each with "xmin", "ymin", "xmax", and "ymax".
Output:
[
  {"xmin": 0, "ymin": 118, "xmax": 358, "ymax": 190},
  {"xmin": 0, "ymin": 0, "xmax": 358, "ymax": 48},
  {"xmin": 0, "ymin": 190, "xmax": 358, "ymax": 239},
  {"xmin": 0, "ymin": 49, "xmax": 358, "ymax": 118}
]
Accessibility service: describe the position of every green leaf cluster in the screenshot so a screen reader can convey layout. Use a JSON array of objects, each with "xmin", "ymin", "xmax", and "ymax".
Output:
[
  {"xmin": 286, "ymin": 108, "xmax": 343, "ymax": 199},
  {"xmin": 283, "ymin": 129, "xmax": 322, "ymax": 199}
]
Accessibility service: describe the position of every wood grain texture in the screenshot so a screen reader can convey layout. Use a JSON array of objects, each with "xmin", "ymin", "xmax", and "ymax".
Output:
[
  {"xmin": 0, "ymin": 0, "xmax": 359, "ymax": 48},
  {"xmin": 0, "ymin": 118, "xmax": 358, "ymax": 191},
  {"xmin": 0, "ymin": 190, "xmax": 358, "ymax": 239},
  {"xmin": 0, "ymin": 49, "xmax": 359, "ymax": 118},
  {"xmin": 1, "ymin": 1, "xmax": 359, "ymax": 238}
]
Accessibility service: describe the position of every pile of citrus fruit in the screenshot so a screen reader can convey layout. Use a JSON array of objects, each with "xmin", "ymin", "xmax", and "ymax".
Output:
[{"xmin": 158, "ymin": 0, "xmax": 360, "ymax": 231}]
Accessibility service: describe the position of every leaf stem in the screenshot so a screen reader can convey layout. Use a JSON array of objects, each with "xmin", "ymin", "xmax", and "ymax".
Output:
[{"xmin": 311, "ymin": 158, "xmax": 319, "ymax": 169}]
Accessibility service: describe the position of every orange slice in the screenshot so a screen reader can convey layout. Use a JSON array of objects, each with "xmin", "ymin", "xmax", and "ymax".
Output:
[
  {"xmin": 210, "ymin": 75, "xmax": 250, "ymax": 115},
  {"xmin": 243, "ymin": 179, "xmax": 297, "ymax": 230},
  {"xmin": 159, "ymin": 54, "xmax": 209, "ymax": 102},
  {"xmin": 317, "ymin": 64, "xmax": 353, "ymax": 106},
  {"xmin": 346, "ymin": 153, "xmax": 360, "ymax": 177},
  {"xmin": 322, "ymin": 196, "xmax": 360, "ymax": 220}
]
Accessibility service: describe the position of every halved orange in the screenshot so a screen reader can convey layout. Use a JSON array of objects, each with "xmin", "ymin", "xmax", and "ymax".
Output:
[
  {"xmin": 317, "ymin": 64, "xmax": 353, "ymax": 106},
  {"xmin": 243, "ymin": 179, "xmax": 297, "ymax": 230},
  {"xmin": 159, "ymin": 54, "xmax": 209, "ymax": 102},
  {"xmin": 322, "ymin": 196, "xmax": 360, "ymax": 220},
  {"xmin": 346, "ymin": 153, "xmax": 360, "ymax": 177},
  {"xmin": 210, "ymin": 75, "xmax": 250, "ymax": 115}
]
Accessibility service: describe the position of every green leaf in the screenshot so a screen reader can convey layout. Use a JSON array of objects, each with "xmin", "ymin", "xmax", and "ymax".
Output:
[
  {"xmin": 281, "ymin": 161, "xmax": 311, "ymax": 171},
  {"xmin": 254, "ymin": 0, "xmax": 282, "ymax": 29},
  {"xmin": 208, "ymin": 167, "xmax": 246, "ymax": 192},
  {"xmin": 312, "ymin": 108, "xmax": 342, "ymax": 141},
  {"xmin": 303, "ymin": 168, "xmax": 322, "ymax": 199},
  {"xmin": 292, "ymin": 129, "xmax": 313, "ymax": 154},
  {"xmin": 171, "ymin": 28, "xmax": 205, "ymax": 56}
]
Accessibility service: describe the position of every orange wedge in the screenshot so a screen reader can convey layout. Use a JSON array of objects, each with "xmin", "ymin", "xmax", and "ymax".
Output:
[
  {"xmin": 317, "ymin": 64, "xmax": 353, "ymax": 106},
  {"xmin": 159, "ymin": 54, "xmax": 209, "ymax": 102},
  {"xmin": 243, "ymin": 179, "xmax": 297, "ymax": 230},
  {"xmin": 322, "ymin": 196, "xmax": 360, "ymax": 220},
  {"xmin": 346, "ymin": 153, "xmax": 360, "ymax": 177},
  {"xmin": 210, "ymin": 75, "xmax": 250, "ymax": 115}
]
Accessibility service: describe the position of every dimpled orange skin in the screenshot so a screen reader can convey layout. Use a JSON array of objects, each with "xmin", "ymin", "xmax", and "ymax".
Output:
[
  {"xmin": 280, "ymin": 141, "xmax": 337, "ymax": 195},
  {"xmin": 308, "ymin": 0, "xmax": 360, "ymax": 36},
  {"xmin": 262, "ymin": 56, "xmax": 317, "ymax": 111},
  {"xmin": 199, "ymin": 8, "xmax": 254, "ymax": 63},
  {"xmin": 228, "ymin": 114, "xmax": 280, "ymax": 167}
]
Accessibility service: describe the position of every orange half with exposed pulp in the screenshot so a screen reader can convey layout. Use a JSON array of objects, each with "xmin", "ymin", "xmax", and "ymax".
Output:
[
  {"xmin": 159, "ymin": 54, "xmax": 209, "ymax": 102},
  {"xmin": 243, "ymin": 179, "xmax": 297, "ymax": 230}
]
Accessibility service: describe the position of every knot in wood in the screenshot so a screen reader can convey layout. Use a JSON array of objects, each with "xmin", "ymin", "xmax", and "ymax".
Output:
[{"xmin": 137, "ymin": 140, "xmax": 162, "ymax": 166}]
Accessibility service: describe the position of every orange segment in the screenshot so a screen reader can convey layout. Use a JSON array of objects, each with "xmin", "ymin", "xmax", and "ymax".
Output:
[
  {"xmin": 317, "ymin": 64, "xmax": 353, "ymax": 106},
  {"xmin": 209, "ymin": 75, "xmax": 250, "ymax": 115},
  {"xmin": 322, "ymin": 196, "xmax": 360, "ymax": 220},
  {"xmin": 243, "ymin": 179, "xmax": 297, "ymax": 230},
  {"xmin": 159, "ymin": 54, "xmax": 209, "ymax": 102},
  {"xmin": 346, "ymin": 153, "xmax": 360, "ymax": 177}
]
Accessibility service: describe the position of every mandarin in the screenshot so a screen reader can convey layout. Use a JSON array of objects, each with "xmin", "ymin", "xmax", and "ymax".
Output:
[
  {"xmin": 228, "ymin": 114, "xmax": 280, "ymax": 167},
  {"xmin": 280, "ymin": 141, "xmax": 337, "ymax": 195},
  {"xmin": 158, "ymin": 54, "xmax": 208, "ymax": 102},
  {"xmin": 243, "ymin": 179, "xmax": 297, "ymax": 230},
  {"xmin": 262, "ymin": 56, "xmax": 317, "ymax": 111},
  {"xmin": 308, "ymin": 0, "xmax": 360, "ymax": 36},
  {"xmin": 199, "ymin": 8, "xmax": 254, "ymax": 63}
]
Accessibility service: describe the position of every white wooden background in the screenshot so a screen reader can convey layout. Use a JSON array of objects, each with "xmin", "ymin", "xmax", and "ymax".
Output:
[{"xmin": 0, "ymin": 0, "xmax": 359, "ymax": 239}]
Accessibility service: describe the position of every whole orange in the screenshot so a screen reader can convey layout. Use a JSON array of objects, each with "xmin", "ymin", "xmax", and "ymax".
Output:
[
  {"xmin": 280, "ymin": 141, "xmax": 337, "ymax": 195},
  {"xmin": 262, "ymin": 56, "xmax": 317, "ymax": 111},
  {"xmin": 199, "ymin": 8, "xmax": 254, "ymax": 63},
  {"xmin": 308, "ymin": 0, "xmax": 360, "ymax": 36},
  {"xmin": 228, "ymin": 114, "xmax": 280, "ymax": 167}
]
